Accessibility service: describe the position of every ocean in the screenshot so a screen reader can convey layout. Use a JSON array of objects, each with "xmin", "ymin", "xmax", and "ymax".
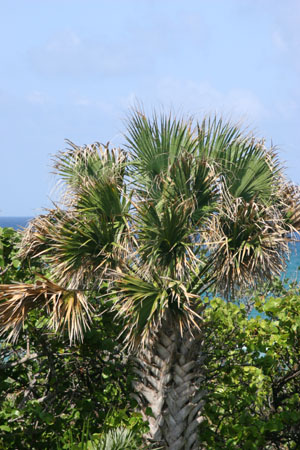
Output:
[
  {"xmin": 285, "ymin": 240, "xmax": 300, "ymax": 281},
  {"xmin": 0, "ymin": 217, "xmax": 32, "ymax": 230},
  {"xmin": 0, "ymin": 217, "xmax": 299, "ymax": 281}
]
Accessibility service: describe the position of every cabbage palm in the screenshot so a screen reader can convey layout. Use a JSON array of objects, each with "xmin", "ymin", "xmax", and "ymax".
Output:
[{"xmin": 0, "ymin": 111, "xmax": 296, "ymax": 449}]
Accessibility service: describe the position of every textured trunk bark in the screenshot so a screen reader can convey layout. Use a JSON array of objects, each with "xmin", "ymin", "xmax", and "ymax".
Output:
[{"xmin": 132, "ymin": 322, "xmax": 207, "ymax": 449}]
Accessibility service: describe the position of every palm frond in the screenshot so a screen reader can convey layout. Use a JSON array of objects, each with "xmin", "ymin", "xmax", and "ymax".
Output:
[
  {"xmin": 97, "ymin": 427, "xmax": 141, "ymax": 450},
  {"xmin": 280, "ymin": 182, "xmax": 300, "ymax": 230},
  {"xmin": 220, "ymin": 142, "xmax": 280, "ymax": 202},
  {"xmin": 20, "ymin": 207, "xmax": 130, "ymax": 289},
  {"xmin": 196, "ymin": 116, "xmax": 243, "ymax": 164},
  {"xmin": 136, "ymin": 201, "xmax": 193, "ymax": 276},
  {"xmin": 125, "ymin": 110, "xmax": 197, "ymax": 194},
  {"xmin": 53, "ymin": 141, "xmax": 127, "ymax": 201},
  {"xmin": 0, "ymin": 276, "xmax": 92, "ymax": 343},
  {"xmin": 20, "ymin": 142, "xmax": 131, "ymax": 289},
  {"xmin": 204, "ymin": 190, "xmax": 291, "ymax": 298},
  {"xmin": 132, "ymin": 147, "xmax": 217, "ymax": 276},
  {"xmin": 197, "ymin": 117, "xmax": 281, "ymax": 203},
  {"xmin": 110, "ymin": 269, "xmax": 202, "ymax": 349}
]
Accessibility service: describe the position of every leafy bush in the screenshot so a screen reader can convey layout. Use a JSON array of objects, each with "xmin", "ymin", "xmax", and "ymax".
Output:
[
  {"xmin": 0, "ymin": 227, "xmax": 30, "ymax": 283},
  {"xmin": 0, "ymin": 228, "xmax": 147, "ymax": 449},
  {"xmin": 200, "ymin": 290, "xmax": 300, "ymax": 449}
]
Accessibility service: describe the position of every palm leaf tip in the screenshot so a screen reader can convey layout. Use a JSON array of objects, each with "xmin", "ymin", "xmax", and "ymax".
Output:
[{"xmin": 0, "ymin": 278, "xmax": 92, "ymax": 344}]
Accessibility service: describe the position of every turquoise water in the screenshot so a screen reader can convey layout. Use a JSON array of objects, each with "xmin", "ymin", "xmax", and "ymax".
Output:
[
  {"xmin": 285, "ymin": 240, "xmax": 300, "ymax": 281},
  {"xmin": 1, "ymin": 217, "xmax": 300, "ymax": 280}
]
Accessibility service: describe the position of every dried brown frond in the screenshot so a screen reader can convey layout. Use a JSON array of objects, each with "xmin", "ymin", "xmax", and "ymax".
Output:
[
  {"xmin": 280, "ymin": 182, "xmax": 300, "ymax": 231},
  {"xmin": 52, "ymin": 141, "xmax": 127, "ymax": 208},
  {"xmin": 0, "ymin": 276, "xmax": 92, "ymax": 343},
  {"xmin": 203, "ymin": 189, "xmax": 291, "ymax": 298},
  {"xmin": 19, "ymin": 205, "xmax": 131, "ymax": 290},
  {"xmin": 19, "ymin": 210, "xmax": 61, "ymax": 260}
]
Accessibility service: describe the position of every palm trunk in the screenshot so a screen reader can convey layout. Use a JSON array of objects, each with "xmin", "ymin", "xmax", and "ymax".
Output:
[{"xmin": 132, "ymin": 321, "xmax": 207, "ymax": 449}]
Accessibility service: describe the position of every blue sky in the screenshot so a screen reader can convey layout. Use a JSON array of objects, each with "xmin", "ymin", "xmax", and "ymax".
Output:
[{"xmin": 1, "ymin": 0, "xmax": 299, "ymax": 216}]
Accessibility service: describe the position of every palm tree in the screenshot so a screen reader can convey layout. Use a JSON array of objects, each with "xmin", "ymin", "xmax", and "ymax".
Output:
[{"xmin": 0, "ymin": 111, "xmax": 297, "ymax": 449}]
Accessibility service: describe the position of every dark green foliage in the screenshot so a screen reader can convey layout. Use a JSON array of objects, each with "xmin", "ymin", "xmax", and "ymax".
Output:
[
  {"xmin": 0, "ymin": 309, "xmax": 145, "ymax": 449},
  {"xmin": 0, "ymin": 228, "xmax": 146, "ymax": 449},
  {"xmin": 200, "ymin": 287, "xmax": 300, "ymax": 449},
  {"xmin": 1, "ymin": 229, "xmax": 300, "ymax": 449},
  {"xmin": 0, "ymin": 227, "xmax": 44, "ymax": 284}
]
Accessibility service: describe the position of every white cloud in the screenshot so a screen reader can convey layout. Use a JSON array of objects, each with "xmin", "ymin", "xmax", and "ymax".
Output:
[
  {"xmin": 46, "ymin": 30, "xmax": 81, "ymax": 51},
  {"xmin": 28, "ymin": 8, "xmax": 209, "ymax": 81},
  {"xmin": 30, "ymin": 29, "xmax": 132, "ymax": 78},
  {"xmin": 270, "ymin": 2, "xmax": 300, "ymax": 72},
  {"xmin": 155, "ymin": 78, "xmax": 268, "ymax": 123},
  {"xmin": 226, "ymin": 89, "xmax": 268, "ymax": 122},
  {"xmin": 272, "ymin": 31, "xmax": 288, "ymax": 52},
  {"xmin": 26, "ymin": 90, "xmax": 49, "ymax": 105},
  {"xmin": 69, "ymin": 92, "xmax": 116, "ymax": 117},
  {"xmin": 73, "ymin": 95, "xmax": 91, "ymax": 107}
]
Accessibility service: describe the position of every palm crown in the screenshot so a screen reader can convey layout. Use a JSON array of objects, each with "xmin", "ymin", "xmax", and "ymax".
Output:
[{"xmin": 0, "ymin": 111, "xmax": 295, "ymax": 345}]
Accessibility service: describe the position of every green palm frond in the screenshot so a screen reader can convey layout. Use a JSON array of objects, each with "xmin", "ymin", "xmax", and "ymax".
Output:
[
  {"xmin": 126, "ymin": 110, "xmax": 197, "ymax": 194},
  {"xmin": 196, "ymin": 116, "xmax": 243, "ymax": 163},
  {"xmin": 76, "ymin": 177, "xmax": 128, "ymax": 218},
  {"xmin": 110, "ymin": 269, "xmax": 202, "ymax": 349},
  {"xmin": 136, "ymin": 201, "xmax": 193, "ymax": 275},
  {"xmin": 197, "ymin": 117, "xmax": 281, "ymax": 203},
  {"xmin": 0, "ymin": 277, "xmax": 92, "ymax": 343},
  {"xmin": 20, "ymin": 207, "xmax": 129, "ymax": 289},
  {"xmin": 219, "ymin": 141, "xmax": 280, "ymax": 202},
  {"xmin": 163, "ymin": 149, "xmax": 218, "ymax": 223},
  {"xmin": 97, "ymin": 427, "xmax": 141, "ymax": 450},
  {"xmin": 132, "ymin": 145, "xmax": 218, "ymax": 276}
]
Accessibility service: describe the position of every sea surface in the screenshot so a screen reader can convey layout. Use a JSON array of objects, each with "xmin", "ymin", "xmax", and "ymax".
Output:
[
  {"xmin": 1, "ymin": 217, "xmax": 300, "ymax": 280},
  {"xmin": 0, "ymin": 216, "xmax": 32, "ymax": 230}
]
